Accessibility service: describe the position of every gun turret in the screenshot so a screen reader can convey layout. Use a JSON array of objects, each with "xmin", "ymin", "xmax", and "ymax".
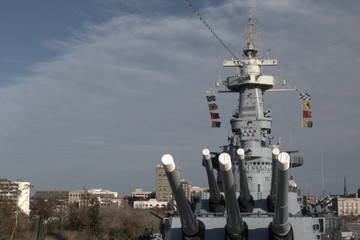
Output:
[
  {"xmin": 219, "ymin": 153, "xmax": 248, "ymax": 240},
  {"xmin": 267, "ymin": 148, "xmax": 280, "ymax": 212},
  {"xmin": 161, "ymin": 154, "xmax": 205, "ymax": 240},
  {"xmin": 237, "ymin": 148, "xmax": 254, "ymax": 212},
  {"xmin": 269, "ymin": 152, "xmax": 293, "ymax": 239},
  {"xmin": 202, "ymin": 149, "xmax": 226, "ymax": 213}
]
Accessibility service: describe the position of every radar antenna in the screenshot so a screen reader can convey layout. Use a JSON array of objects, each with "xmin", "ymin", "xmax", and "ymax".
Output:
[
  {"xmin": 185, "ymin": 0, "xmax": 239, "ymax": 60},
  {"xmin": 243, "ymin": 7, "xmax": 261, "ymax": 58}
]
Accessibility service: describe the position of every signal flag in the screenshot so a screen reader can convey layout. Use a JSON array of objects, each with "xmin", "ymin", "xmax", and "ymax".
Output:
[
  {"xmin": 301, "ymin": 102, "xmax": 312, "ymax": 109},
  {"xmin": 299, "ymin": 93, "xmax": 311, "ymax": 101},
  {"xmin": 206, "ymin": 95, "xmax": 216, "ymax": 102},
  {"xmin": 210, "ymin": 112, "xmax": 220, "ymax": 119},
  {"xmin": 208, "ymin": 103, "xmax": 218, "ymax": 111},
  {"xmin": 211, "ymin": 121, "xmax": 221, "ymax": 128},
  {"xmin": 302, "ymin": 120, "xmax": 313, "ymax": 128},
  {"xmin": 302, "ymin": 111, "xmax": 312, "ymax": 118}
]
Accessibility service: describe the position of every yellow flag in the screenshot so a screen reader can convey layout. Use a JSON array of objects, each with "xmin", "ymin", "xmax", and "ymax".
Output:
[
  {"xmin": 211, "ymin": 121, "xmax": 221, "ymax": 128},
  {"xmin": 302, "ymin": 120, "xmax": 308, "ymax": 127},
  {"xmin": 208, "ymin": 103, "xmax": 218, "ymax": 111},
  {"xmin": 301, "ymin": 102, "xmax": 311, "ymax": 109}
]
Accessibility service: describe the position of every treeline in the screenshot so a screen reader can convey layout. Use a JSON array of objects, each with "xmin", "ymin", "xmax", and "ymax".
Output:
[{"xmin": 0, "ymin": 197, "xmax": 165, "ymax": 240}]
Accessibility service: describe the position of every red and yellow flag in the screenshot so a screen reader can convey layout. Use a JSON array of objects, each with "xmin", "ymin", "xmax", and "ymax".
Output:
[{"xmin": 302, "ymin": 111, "xmax": 312, "ymax": 118}]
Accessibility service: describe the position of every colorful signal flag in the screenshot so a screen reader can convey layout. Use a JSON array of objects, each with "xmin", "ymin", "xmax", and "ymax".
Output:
[
  {"xmin": 301, "ymin": 102, "xmax": 312, "ymax": 109},
  {"xmin": 302, "ymin": 111, "xmax": 312, "ymax": 118},
  {"xmin": 208, "ymin": 103, "xmax": 218, "ymax": 111},
  {"xmin": 210, "ymin": 112, "xmax": 220, "ymax": 119},
  {"xmin": 302, "ymin": 120, "xmax": 313, "ymax": 128},
  {"xmin": 211, "ymin": 121, "xmax": 221, "ymax": 128}
]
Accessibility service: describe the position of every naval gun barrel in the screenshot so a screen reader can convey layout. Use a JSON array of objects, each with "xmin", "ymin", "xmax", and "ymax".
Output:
[
  {"xmin": 237, "ymin": 148, "xmax": 253, "ymax": 212},
  {"xmin": 268, "ymin": 148, "xmax": 280, "ymax": 212},
  {"xmin": 202, "ymin": 149, "xmax": 225, "ymax": 212},
  {"xmin": 270, "ymin": 152, "xmax": 293, "ymax": 239},
  {"xmin": 161, "ymin": 154, "xmax": 204, "ymax": 239},
  {"xmin": 219, "ymin": 153, "xmax": 248, "ymax": 239}
]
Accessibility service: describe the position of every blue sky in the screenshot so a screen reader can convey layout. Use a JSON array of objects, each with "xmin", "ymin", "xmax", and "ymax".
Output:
[
  {"xmin": 1, "ymin": 1, "xmax": 91, "ymax": 80},
  {"xmin": 0, "ymin": 0, "xmax": 359, "ymax": 197}
]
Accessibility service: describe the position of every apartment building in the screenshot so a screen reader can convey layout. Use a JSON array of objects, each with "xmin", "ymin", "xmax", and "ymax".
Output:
[
  {"xmin": 155, "ymin": 164, "xmax": 180, "ymax": 202},
  {"xmin": 335, "ymin": 197, "xmax": 360, "ymax": 216},
  {"xmin": 0, "ymin": 179, "xmax": 30, "ymax": 215}
]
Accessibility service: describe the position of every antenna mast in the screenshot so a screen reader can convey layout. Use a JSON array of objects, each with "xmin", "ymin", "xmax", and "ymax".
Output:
[{"xmin": 243, "ymin": 7, "xmax": 261, "ymax": 59}]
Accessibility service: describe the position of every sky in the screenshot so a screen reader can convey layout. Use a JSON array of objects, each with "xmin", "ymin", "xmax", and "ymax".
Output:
[{"xmin": 0, "ymin": 0, "xmax": 359, "ymax": 197}]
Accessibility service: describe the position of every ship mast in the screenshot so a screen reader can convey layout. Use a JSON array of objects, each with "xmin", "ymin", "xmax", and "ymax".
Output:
[
  {"xmin": 243, "ymin": 7, "xmax": 259, "ymax": 59},
  {"xmin": 219, "ymin": 9, "xmax": 279, "ymax": 196}
]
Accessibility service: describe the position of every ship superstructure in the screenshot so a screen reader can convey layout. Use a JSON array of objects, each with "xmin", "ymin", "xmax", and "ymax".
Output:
[{"xmin": 159, "ymin": 10, "xmax": 335, "ymax": 240}]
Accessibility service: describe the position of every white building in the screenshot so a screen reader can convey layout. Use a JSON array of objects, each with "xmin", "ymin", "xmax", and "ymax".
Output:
[
  {"xmin": 16, "ymin": 181, "xmax": 30, "ymax": 215},
  {"xmin": 0, "ymin": 180, "xmax": 30, "ymax": 215},
  {"xmin": 134, "ymin": 199, "xmax": 170, "ymax": 209},
  {"xmin": 88, "ymin": 188, "xmax": 118, "ymax": 198},
  {"xmin": 336, "ymin": 197, "xmax": 360, "ymax": 216}
]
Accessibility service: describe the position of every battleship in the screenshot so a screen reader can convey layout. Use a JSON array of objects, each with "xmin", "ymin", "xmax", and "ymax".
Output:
[{"xmin": 158, "ymin": 9, "xmax": 341, "ymax": 240}]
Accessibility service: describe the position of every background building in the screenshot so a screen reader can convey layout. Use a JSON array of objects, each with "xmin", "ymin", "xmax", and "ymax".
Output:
[
  {"xmin": 335, "ymin": 196, "xmax": 360, "ymax": 216},
  {"xmin": 156, "ymin": 164, "xmax": 180, "ymax": 202},
  {"xmin": 131, "ymin": 188, "xmax": 154, "ymax": 199},
  {"xmin": 35, "ymin": 188, "xmax": 118, "ymax": 206},
  {"xmin": 16, "ymin": 181, "xmax": 30, "ymax": 215},
  {"xmin": 35, "ymin": 189, "xmax": 71, "ymax": 202},
  {"xmin": 88, "ymin": 188, "xmax": 118, "ymax": 198},
  {"xmin": 134, "ymin": 199, "xmax": 171, "ymax": 209},
  {"xmin": 155, "ymin": 165, "xmax": 195, "ymax": 203},
  {"xmin": 191, "ymin": 186, "xmax": 209, "ymax": 197},
  {"xmin": 68, "ymin": 190, "xmax": 85, "ymax": 204},
  {"xmin": 88, "ymin": 188, "xmax": 120, "ymax": 207},
  {"xmin": 180, "ymin": 179, "xmax": 192, "ymax": 202},
  {"xmin": 0, "ymin": 179, "xmax": 30, "ymax": 215}
]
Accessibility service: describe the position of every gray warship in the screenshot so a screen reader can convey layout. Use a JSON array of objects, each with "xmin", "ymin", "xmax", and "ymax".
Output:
[{"xmin": 159, "ymin": 10, "xmax": 340, "ymax": 240}]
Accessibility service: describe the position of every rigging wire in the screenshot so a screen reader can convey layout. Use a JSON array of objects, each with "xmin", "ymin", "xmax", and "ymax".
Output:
[{"xmin": 185, "ymin": 0, "xmax": 239, "ymax": 60}]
